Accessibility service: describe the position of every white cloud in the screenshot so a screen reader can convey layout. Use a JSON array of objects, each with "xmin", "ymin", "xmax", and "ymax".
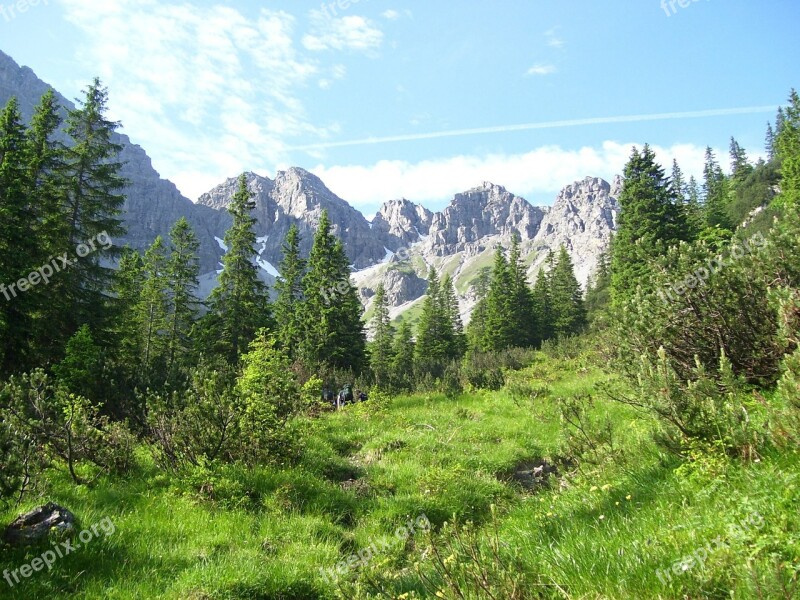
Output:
[
  {"xmin": 382, "ymin": 9, "xmax": 400, "ymax": 20},
  {"xmin": 545, "ymin": 27, "xmax": 565, "ymax": 49},
  {"xmin": 526, "ymin": 64, "xmax": 557, "ymax": 77},
  {"xmin": 310, "ymin": 142, "xmax": 717, "ymax": 208},
  {"xmin": 302, "ymin": 12, "xmax": 384, "ymax": 52},
  {"xmin": 60, "ymin": 0, "xmax": 332, "ymax": 200}
]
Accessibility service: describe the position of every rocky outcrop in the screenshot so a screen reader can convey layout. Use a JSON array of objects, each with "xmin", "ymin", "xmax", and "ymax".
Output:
[
  {"xmin": 529, "ymin": 176, "xmax": 619, "ymax": 283},
  {"xmin": 3, "ymin": 503, "xmax": 76, "ymax": 546},
  {"xmin": 371, "ymin": 199, "xmax": 433, "ymax": 246},
  {"xmin": 425, "ymin": 182, "xmax": 545, "ymax": 256}
]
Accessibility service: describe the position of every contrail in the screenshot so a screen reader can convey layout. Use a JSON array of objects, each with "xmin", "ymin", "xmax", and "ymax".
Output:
[{"xmin": 289, "ymin": 105, "xmax": 778, "ymax": 151}]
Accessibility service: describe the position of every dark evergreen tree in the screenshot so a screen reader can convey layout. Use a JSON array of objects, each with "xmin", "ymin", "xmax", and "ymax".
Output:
[
  {"xmin": 274, "ymin": 224, "xmax": 306, "ymax": 360},
  {"xmin": 60, "ymin": 79, "xmax": 127, "ymax": 336},
  {"xmin": 776, "ymin": 89, "xmax": 800, "ymax": 208},
  {"xmin": 702, "ymin": 147, "xmax": 732, "ymax": 231},
  {"xmin": 549, "ymin": 246, "xmax": 587, "ymax": 338},
  {"xmin": 766, "ymin": 123, "xmax": 776, "ymax": 162},
  {"xmin": 165, "ymin": 217, "xmax": 200, "ymax": 378},
  {"xmin": 415, "ymin": 267, "xmax": 449, "ymax": 364},
  {"xmin": 300, "ymin": 211, "xmax": 365, "ymax": 371},
  {"xmin": 482, "ymin": 246, "xmax": 514, "ymax": 351},
  {"xmin": 138, "ymin": 237, "xmax": 169, "ymax": 384},
  {"xmin": 685, "ymin": 176, "xmax": 705, "ymax": 240},
  {"xmin": 465, "ymin": 267, "xmax": 492, "ymax": 351},
  {"xmin": 202, "ymin": 174, "xmax": 272, "ymax": 363},
  {"xmin": 729, "ymin": 137, "xmax": 753, "ymax": 183},
  {"xmin": 369, "ymin": 283, "xmax": 395, "ymax": 387},
  {"xmin": 441, "ymin": 273, "xmax": 466, "ymax": 358},
  {"xmin": 610, "ymin": 145, "xmax": 687, "ymax": 302},
  {"xmin": 0, "ymin": 98, "xmax": 36, "ymax": 373},
  {"xmin": 507, "ymin": 234, "xmax": 537, "ymax": 347},
  {"xmin": 391, "ymin": 319, "xmax": 415, "ymax": 390}
]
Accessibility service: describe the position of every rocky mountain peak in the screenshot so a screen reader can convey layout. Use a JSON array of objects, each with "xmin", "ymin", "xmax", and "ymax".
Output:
[
  {"xmin": 371, "ymin": 198, "xmax": 433, "ymax": 245},
  {"xmin": 425, "ymin": 182, "xmax": 545, "ymax": 255}
]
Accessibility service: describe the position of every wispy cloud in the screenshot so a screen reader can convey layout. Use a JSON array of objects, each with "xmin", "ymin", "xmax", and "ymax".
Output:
[
  {"xmin": 382, "ymin": 9, "xmax": 400, "ymax": 20},
  {"xmin": 303, "ymin": 11, "xmax": 384, "ymax": 52},
  {"xmin": 311, "ymin": 142, "xmax": 719, "ymax": 208},
  {"xmin": 527, "ymin": 63, "xmax": 557, "ymax": 76},
  {"xmin": 290, "ymin": 105, "xmax": 779, "ymax": 152},
  {"xmin": 545, "ymin": 27, "xmax": 565, "ymax": 49},
  {"xmin": 60, "ymin": 0, "xmax": 334, "ymax": 200}
]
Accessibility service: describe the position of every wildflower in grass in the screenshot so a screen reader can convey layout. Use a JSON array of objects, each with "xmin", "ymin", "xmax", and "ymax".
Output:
[
  {"xmin": 599, "ymin": 515, "xmax": 606, "ymax": 520},
  {"xmin": 626, "ymin": 495, "xmax": 632, "ymax": 500},
  {"xmin": 590, "ymin": 486, "xmax": 598, "ymax": 491},
  {"xmin": 602, "ymin": 484, "xmax": 612, "ymax": 491}
]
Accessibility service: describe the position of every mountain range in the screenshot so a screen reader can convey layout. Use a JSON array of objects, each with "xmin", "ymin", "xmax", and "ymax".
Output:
[{"xmin": 0, "ymin": 50, "xmax": 620, "ymax": 323}]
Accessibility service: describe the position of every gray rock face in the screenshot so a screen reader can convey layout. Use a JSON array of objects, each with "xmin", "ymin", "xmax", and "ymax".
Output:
[
  {"xmin": 529, "ymin": 176, "xmax": 619, "ymax": 284},
  {"xmin": 196, "ymin": 169, "xmax": 399, "ymax": 271},
  {"xmin": 425, "ymin": 182, "xmax": 546, "ymax": 256},
  {"xmin": 381, "ymin": 265, "xmax": 428, "ymax": 307},
  {"xmin": 371, "ymin": 199, "xmax": 433, "ymax": 246}
]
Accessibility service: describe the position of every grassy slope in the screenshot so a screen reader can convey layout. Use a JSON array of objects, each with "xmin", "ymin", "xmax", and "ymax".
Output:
[{"xmin": 1, "ymin": 354, "xmax": 797, "ymax": 599}]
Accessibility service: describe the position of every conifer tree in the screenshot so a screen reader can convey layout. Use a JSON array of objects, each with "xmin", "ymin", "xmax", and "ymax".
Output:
[
  {"xmin": 685, "ymin": 176, "xmax": 705, "ymax": 240},
  {"xmin": 0, "ymin": 98, "xmax": 36, "ymax": 373},
  {"xmin": 610, "ymin": 145, "xmax": 686, "ymax": 302},
  {"xmin": 110, "ymin": 248, "xmax": 145, "ymax": 375},
  {"xmin": 391, "ymin": 319, "xmax": 415, "ymax": 390},
  {"xmin": 702, "ymin": 146, "xmax": 732, "ymax": 231},
  {"xmin": 549, "ymin": 246, "xmax": 587, "ymax": 338},
  {"xmin": 729, "ymin": 137, "xmax": 753, "ymax": 183},
  {"xmin": 300, "ymin": 211, "xmax": 365, "ymax": 371},
  {"xmin": 369, "ymin": 283, "xmax": 395, "ymax": 387},
  {"xmin": 61, "ymin": 79, "xmax": 127, "ymax": 334},
  {"xmin": 776, "ymin": 89, "xmax": 800, "ymax": 208},
  {"xmin": 482, "ymin": 247, "xmax": 514, "ymax": 351},
  {"xmin": 25, "ymin": 91, "xmax": 69, "ymax": 363},
  {"xmin": 465, "ymin": 267, "xmax": 492, "ymax": 351},
  {"xmin": 165, "ymin": 218, "xmax": 200, "ymax": 378},
  {"xmin": 532, "ymin": 260, "xmax": 554, "ymax": 342},
  {"xmin": 203, "ymin": 174, "xmax": 272, "ymax": 364},
  {"xmin": 441, "ymin": 273, "xmax": 466, "ymax": 358},
  {"xmin": 415, "ymin": 267, "xmax": 448, "ymax": 364},
  {"xmin": 766, "ymin": 123, "xmax": 776, "ymax": 162},
  {"xmin": 274, "ymin": 224, "xmax": 305, "ymax": 359},
  {"xmin": 138, "ymin": 237, "xmax": 169, "ymax": 384},
  {"xmin": 507, "ymin": 234, "xmax": 537, "ymax": 347}
]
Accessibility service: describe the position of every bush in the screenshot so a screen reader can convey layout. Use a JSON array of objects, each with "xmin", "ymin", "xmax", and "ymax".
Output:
[
  {"xmin": 147, "ymin": 363, "xmax": 239, "ymax": 469},
  {"xmin": 0, "ymin": 370, "xmax": 131, "ymax": 489}
]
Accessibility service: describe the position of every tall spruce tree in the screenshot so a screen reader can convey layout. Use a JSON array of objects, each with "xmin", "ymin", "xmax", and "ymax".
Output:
[
  {"xmin": 274, "ymin": 224, "xmax": 306, "ymax": 359},
  {"xmin": 391, "ymin": 319, "xmax": 415, "ymax": 390},
  {"xmin": 508, "ymin": 234, "xmax": 537, "ymax": 347},
  {"xmin": 482, "ymin": 246, "xmax": 515, "ymax": 351},
  {"xmin": 702, "ymin": 146, "xmax": 732, "ymax": 231},
  {"xmin": 441, "ymin": 273, "xmax": 466, "ymax": 358},
  {"xmin": 610, "ymin": 145, "xmax": 686, "ymax": 302},
  {"xmin": 25, "ymin": 91, "xmax": 69, "ymax": 364},
  {"xmin": 533, "ymin": 257, "xmax": 554, "ymax": 342},
  {"xmin": 0, "ymin": 98, "xmax": 36, "ymax": 373},
  {"xmin": 369, "ymin": 283, "xmax": 395, "ymax": 387},
  {"xmin": 549, "ymin": 246, "xmax": 587, "ymax": 338},
  {"xmin": 165, "ymin": 218, "xmax": 200, "ymax": 378},
  {"xmin": 415, "ymin": 267, "xmax": 446, "ymax": 364},
  {"xmin": 203, "ymin": 174, "xmax": 272, "ymax": 363},
  {"xmin": 138, "ymin": 237, "xmax": 170, "ymax": 384},
  {"xmin": 465, "ymin": 267, "xmax": 492, "ymax": 351},
  {"xmin": 300, "ymin": 211, "xmax": 365, "ymax": 371},
  {"xmin": 61, "ymin": 79, "xmax": 127, "ymax": 336}
]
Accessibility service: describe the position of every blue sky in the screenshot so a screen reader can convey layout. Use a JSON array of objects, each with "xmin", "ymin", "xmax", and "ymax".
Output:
[{"xmin": 1, "ymin": 0, "xmax": 797, "ymax": 213}]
